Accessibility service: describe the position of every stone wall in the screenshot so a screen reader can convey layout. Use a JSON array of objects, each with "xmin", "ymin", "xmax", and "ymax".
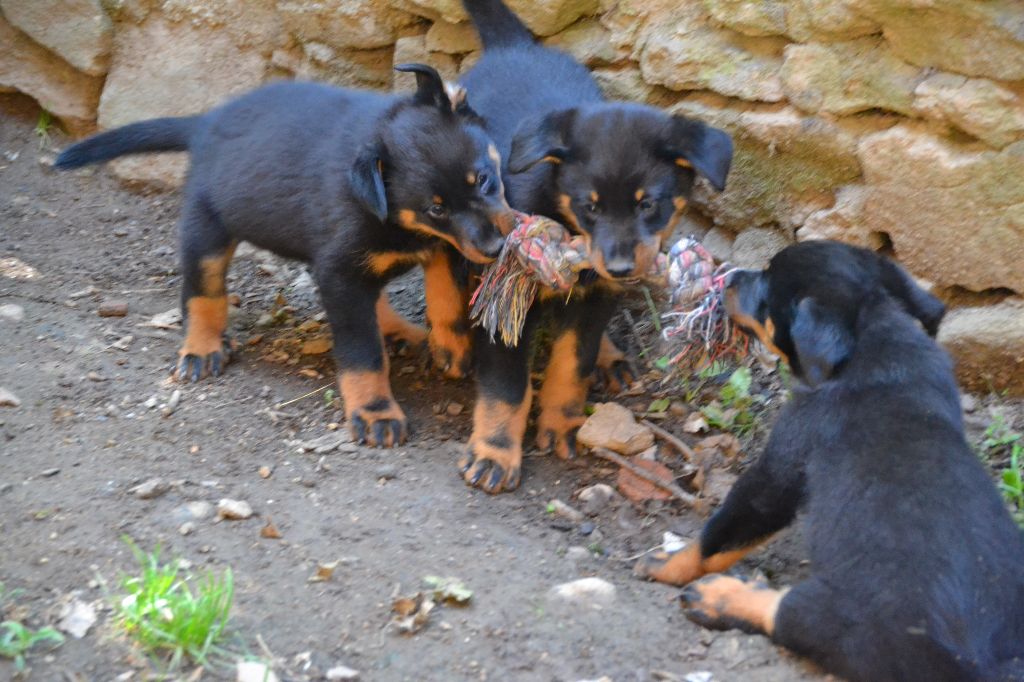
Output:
[{"xmin": 1, "ymin": 0, "xmax": 1022, "ymax": 393}]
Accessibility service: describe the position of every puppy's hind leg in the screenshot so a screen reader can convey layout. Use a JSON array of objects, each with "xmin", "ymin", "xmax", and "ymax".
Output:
[{"xmin": 174, "ymin": 198, "xmax": 237, "ymax": 382}]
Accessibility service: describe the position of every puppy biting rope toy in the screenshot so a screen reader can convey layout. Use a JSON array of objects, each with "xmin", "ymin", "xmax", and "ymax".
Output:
[{"xmin": 469, "ymin": 213, "xmax": 742, "ymax": 366}]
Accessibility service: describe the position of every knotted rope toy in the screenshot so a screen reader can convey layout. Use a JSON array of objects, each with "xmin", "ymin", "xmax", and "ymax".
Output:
[{"xmin": 469, "ymin": 213, "xmax": 743, "ymax": 366}]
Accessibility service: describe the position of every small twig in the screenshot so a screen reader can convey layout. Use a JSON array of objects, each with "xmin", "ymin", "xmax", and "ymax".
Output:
[
  {"xmin": 590, "ymin": 446, "xmax": 698, "ymax": 507},
  {"xmin": 640, "ymin": 285, "xmax": 662, "ymax": 334},
  {"xmin": 276, "ymin": 383, "xmax": 332, "ymax": 408},
  {"xmin": 641, "ymin": 419, "xmax": 696, "ymax": 461}
]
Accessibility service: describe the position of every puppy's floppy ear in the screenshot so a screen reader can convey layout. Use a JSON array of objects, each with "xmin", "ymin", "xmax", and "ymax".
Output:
[
  {"xmin": 876, "ymin": 255, "xmax": 945, "ymax": 336},
  {"xmin": 395, "ymin": 63, "xmax": 451, "ymax": 111},
  {"xmin": 791, "ymin": 297, "xmax": 854, "ymax": 388},
  {"xmin": 508, "ymin": 109, "xmax": 576, "ymax": 173},
  {"xmin": 665, "ymin": 115, "xmax": 734, "ymax": 192},
  {"xmin": 350, "ymin": 143, "xmax": 387, "ymax": 222}
]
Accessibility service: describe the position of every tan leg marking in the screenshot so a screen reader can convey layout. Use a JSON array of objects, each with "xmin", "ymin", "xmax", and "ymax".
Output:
[
  {"xmin": 175, "ymin": 243, "xmax": 237, "ymax": 380},
  {"xmin": 461, "ymin": 387, "xmax": 532, "ymax": 494},
  {"xmin": 536, "ymin": 331, "xmax": 588, "ymax": 459},
  {"xmin": 423, "ymin": 249, "xmax": 472, "ymax": 379},
  {"xmin": 634, "ymin": 542, "xmax": 764, "ymax": 586},
  {"xmin": 376, "ymin": 293, "xmax": 427, "ymax": 347}
]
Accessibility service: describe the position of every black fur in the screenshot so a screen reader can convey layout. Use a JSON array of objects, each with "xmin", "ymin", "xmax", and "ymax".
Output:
[
  {"xmin": 455, "ymin": 0, "xmax": 734, "ymax": 490},
  {"xmin": 697, "ymin": 241, "xmax": 1024, "ymax": 681},
  {"xmin": 56, "ymin": 66, "xmax": 514, "ymax": 446}
]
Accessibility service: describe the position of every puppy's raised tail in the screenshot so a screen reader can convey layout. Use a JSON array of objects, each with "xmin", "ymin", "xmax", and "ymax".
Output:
[
  {"xmin": 462, "ymin": 0, "xmax": 533, "ymax": 50},
  {"xmin": 54, "ymin": 116, "xmax": 200, "ymax": 169}
]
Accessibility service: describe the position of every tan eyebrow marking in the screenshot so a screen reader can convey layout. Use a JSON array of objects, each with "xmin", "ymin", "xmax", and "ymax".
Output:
[
  {"xmin": 466, "ymin": 171, "xmax": 477, "ymax": 186},
  {"xmin": 635, "ymin": 189, "xmax": 646, "ymax": 201},
  {"xmin": 676, "ymin": 158, "xmax": 693, "ymax": 169},
  {"xmin": 589, "ymin": 190, "xmax": 599, "ymax": 203},
  {"xmin": 432, "ymin": 195, "xmax": 443, "ymax": 205}
]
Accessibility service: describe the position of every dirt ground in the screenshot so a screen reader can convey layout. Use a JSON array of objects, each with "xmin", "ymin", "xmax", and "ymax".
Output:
[{"xmin": 1, "ymin": 93, "xmax": 1020, "ymax": 682}]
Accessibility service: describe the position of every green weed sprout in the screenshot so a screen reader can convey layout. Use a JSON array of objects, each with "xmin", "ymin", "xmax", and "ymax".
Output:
[
  {"xmin": 113, "ymin": 540, "xmax": 234, "ymax": 669},
  {"xmin": 0, "ymin": 621, "xmax": 64, "ymax": 672}
]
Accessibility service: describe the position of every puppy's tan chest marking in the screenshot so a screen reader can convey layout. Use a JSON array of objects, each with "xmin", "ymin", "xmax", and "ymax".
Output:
[{"xmin": 365, "ymin": 249, "xmax": 432, "ymax": 277}]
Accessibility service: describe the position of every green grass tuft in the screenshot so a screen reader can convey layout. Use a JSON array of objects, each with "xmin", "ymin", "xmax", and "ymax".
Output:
[
  {"xmin": 999, "ymin": 443, "xmax": 1024, "ymax": 529},
  {"xmin": 113, "ymin": 539, "xmax": 234, "ymax": 669},
  {"xmin": 0, "ymin": 621, "xmax": 64, "ymax": 672}
]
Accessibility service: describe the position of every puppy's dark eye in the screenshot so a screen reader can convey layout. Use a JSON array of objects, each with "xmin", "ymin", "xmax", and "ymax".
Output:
[
  {"xmin": 478, "ymin": 172, "xmax": 494, "ymax": 195},
  {"xmin": 637, "ymin": 197, "xmax": 657, "ymax": 216},
  {"xmin": 584, "ymin": 202, "xmax": 600, "ymax": 216},
  {"xmin": 427, "ymin": 203, "xmax": 448, "ymax": 220}
]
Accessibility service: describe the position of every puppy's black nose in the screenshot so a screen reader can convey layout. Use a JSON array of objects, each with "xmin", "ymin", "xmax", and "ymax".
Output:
[
  {"xmin": 606, "ymin": 261, "xmax": 635, "ymax": 278},
  {"xmin": 478, "ymin": 234, "xmax": 504, "ymax": 259}
]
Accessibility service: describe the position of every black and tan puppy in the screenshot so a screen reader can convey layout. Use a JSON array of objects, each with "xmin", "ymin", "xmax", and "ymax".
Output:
[
  {"xmin": 56, "ymin": 65, "xmax": 515, "ymax": 447},
  {"xmin": 455, "ymin": 0, "xmax": 734, "ymax": 493},
  {"xmin": 636, "ymin": 241, "xmax": 1024, "ymax": 682}
]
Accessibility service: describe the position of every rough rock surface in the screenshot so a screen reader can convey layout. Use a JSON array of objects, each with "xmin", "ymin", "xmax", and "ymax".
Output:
[
  {"xmin": 0, "ymin": 17, "xmax": 102, "ymax": 134},
  {"xmin": 780, "ymin": 38, "xmax": 921, "ymax": 116},
  {"xmin": 97, "ymin": 16, "xmax": 266, "ymax": 188},
  {"xmin": 858, "ymin": 125, "xmax": 1024, "ymax": 293},
  {"xmin": 912, "ymin": 74, "xmax": 1024, "ymax": 149},
  {"xmin": 0, "ymin": 0, "xmax": 112, "ymax": 76},
  {"xmin": 939, "ymin": 299, "xmax": 1024, "ymax": 395}
]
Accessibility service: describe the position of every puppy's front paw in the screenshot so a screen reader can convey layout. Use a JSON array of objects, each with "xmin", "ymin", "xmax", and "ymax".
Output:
[
  {"xmin": 681, "ymin": 575, "xmax": 781, "ymax": 636},
  {"xmin": 633, "ymin": 545, "xmax": 702, "ymax": 585},
  {"xmin": 459, "ymin": 437, "xmax": 522, "ymax": 494},
  {"xmin": 349, "ymin": 397, "xmax": 408, "ymax": 447}
]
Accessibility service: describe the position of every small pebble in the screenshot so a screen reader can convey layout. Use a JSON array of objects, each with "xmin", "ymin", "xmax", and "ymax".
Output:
[
  {"xmin": 579, "ymin": 521, "xmax": 596, "ymax": 536},
  {"xmin": 547, "ymin": 577, "xmax": 617, "ymax": 609},
  {"xmin": 0, "ymin": 387, "xmax": 21, "ymax": 407},
  {"xmin": 41, "ymin": 468, "xmax": 60, "ymax": 477},
  {"xmin": 445, "ymin": 401, "xmax": 464, "ymax": 416},
  {"xmin": 577, "ymin": 483, "xmax": 619, "ymax": 516},
  {"xmin": 162, "ymin": 390, "xmax": 182, "ymax": 417},
  {"xmin": 217, "ymin": 498, "xmax": 253, "ymax": 520},
  {"xmin": 565, "ymin": 546, "xmax": 591, "ymax": 564},
  {"xmin": 258, "ymin": 466, "xmax": 272, "ymax": 479},
  {"xmin": 86, "ymin": 371, "xmax": 106, "ymax": 382},
  {"xmin": 376, "ymin": 464, "xmax": 398, "ymax": 480},
  {"xmin": 98, "ymin": 299, "xmax": 129, "ymax": 317},
  {"xmin": 179, "ymin": 522, "xmax": 195, "ymax": 536},
  {"xmin": 326, "ymin": 665, "xmax": 360, "ymax": 681},
  {"xmin": 131, "ymin": 478, "xmax": 170, "ymax": 500},
  {"xmin": 547, "ymin": 499, "xmax": 584, "ymax": 522},
  {"xmin": 0, "ymin": 304, "xmax": 24, "ymax": 322},
  {"xmin": 961, "ymin": 394, "xmax": 978, "ymax": 413}
]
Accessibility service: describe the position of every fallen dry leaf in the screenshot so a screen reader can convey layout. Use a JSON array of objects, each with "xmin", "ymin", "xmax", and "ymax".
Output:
[
  {"xmin": 390, "ymin": 592, "xmax": 435, "ymax": 634},
  {"xmin": 696, "ymin": 433, "xmax": 741, "ymax": 458},
  {"xmin": 301, "ymin": 337, "xmax": 332, "ymax": 355},
  {"xmin": 297, "ymin": 368, "xmax": 322, "ymax": 379},
  {"xmin": 309, "ymin": 561, "xmax": 339, "ymax": 582},
  {"xmin": 422, "ymin": 576, "xmax": 472, "ymax": 605},
  {"xmin": 616, "ymin": 459, "xmax": 675, "ymax": 503},
  {"xmin": 683, "ymin": 412, "xmax": 709, "ymax": 434},
  {"xmin": 260, "ymin": 519, "xmax": 282, "ymax": 539}
]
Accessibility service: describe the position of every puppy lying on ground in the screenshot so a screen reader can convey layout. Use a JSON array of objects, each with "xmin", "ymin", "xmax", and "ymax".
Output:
[
  {"xmin": 55, "ymin": 65, "xmax": 515, "ymax": 447},
  {"xmin": 636, "ymin": 241, "xmax": 1024, "ymax": 681},
  {"xmin": 454, "ymin": 0, "xmax": 734, "ymax": 493}
]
